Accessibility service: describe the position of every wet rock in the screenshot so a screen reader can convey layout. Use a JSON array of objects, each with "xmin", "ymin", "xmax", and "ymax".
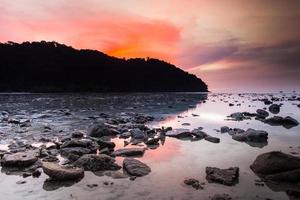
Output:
[
  {"xmin": 232, "ymin": 128, "xmax": 268, "ymax": 143},
  {"xmin": 220, "ymin": 126, "xmax": 230, "ymax": 133},
  {"xmin": 60, "ymin": 139, "xmax": 99, "ymax": 152},
  {"xmin": 1, "ymin": 151, "xmax": 38, "ymax": 167},
  {"xmin": 123, "ymin": 158, "xmax": 151, "ymax": 177},
  {"xmin": 204, "ymin": 136, "xmax": 220, "ymax": 143},
  {"xmin": 182, "ymin": 123, "xmax": 191, "ymax": 126},
  {"xmin": 184, "ymin": 178, "xmax": 203, "ymax": 190},
  {"xmin": 228, "ymin": 112, "xmax": 250, "ymax": 121},
  {"xmin": 250, "ymin": 151, "xmax": 300, "ymax": 198},
  {"xmin": 94, "ymin": 139, "xmax": 115, "ymax": 149},
  {"xmin": 60, "ymin": 147, "xmax": 91, "ymax": 161},
  {"xmin": 145, "ymin": 138, "xmax": 160, "ymax": 146},
  {"xmin": 256, "ymin": 109, "xmax": 269, "ymax": 118},
  {"xmin": 73, "ymin": 154, "xmax": 120, "ymax": 171},
  {"xmin": 250, "ymin": 151, "xmax": 300, "ymax": 176},
  {"xmin": 206, "ymin": 167, "xmax": 239, "ymax": 186},
  {"xmin": 111, "ymin": 148, "xmax": 145, "ymax": 157},
  {"xmin": 166, "ymin": 129, "xmax": 192, "ymax": 138},
  {"xmin": 269, "ymin": 104, "xmax": 280, "ymax": 114},
  {"xmin": 16, "ymin": 180, "xmax": 26, "ymax": 184},
  {"xmin": 263, "ymin": 116, "xmax": 299, "ymax": 128},
  {"xmin": 42, "ymin": 162, "xmax": 84, "ymax": 181},
  {"xmin": 71, "ymin": 131, "xmax": 84, "ymax": 139},
  {"xmin": 191, "ymin": 128, "xmax": 207, "ymax": 139},
  {"xmin": 88, "ymin": 122, "xmax": 117, "ymax": 137},
  {"xmin": 119, "ymin": 131, "xmax": 131, "ymax": 139},
  {"xmin": 130, "ymin": 128, "xmax": 147, "ymax": 139},
  {"xmin": 211, "ymin": 194, "xmax": 232, "ymax": 200}
]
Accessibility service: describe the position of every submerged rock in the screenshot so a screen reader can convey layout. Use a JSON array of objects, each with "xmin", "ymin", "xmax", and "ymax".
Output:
[
  {"xmin": 73, "ymin": 154, "xmax": 121, "ymax": 171},
  {"xmin": 1, "ymin": 151, "xmax": 38, "ymax": 167},
  {"xmin": 211, "ymin": 194, "xmax": 232, "ymax": 200},
  {"xmin": 191, "ymin": 128, "xmax": 207, "ymax": 139},
  {"xmin": 111, "ymin": 148, "xmax": 145, "ymax": 157},
  {"xmin": 123, "ymin": 158, "xmax": 151, "ymax": 177},
  {"xmin": 206, "ymin": 167, "xmax": 239, "ymax": 186},
  {"xmin": 204, "ymin": 136, "xmax": 220, "ymax": 143},
  {"xmin": 42, "ymin": 162, "xmax": 84, "ymax": 181},
  {"xmin": 184, "ymin": 178, "xmax": 203, "ymax": 190}
]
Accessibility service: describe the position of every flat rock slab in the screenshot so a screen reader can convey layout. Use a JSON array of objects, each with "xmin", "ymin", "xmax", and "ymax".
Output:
[
  {"xmin": 112, "ymin": 148, "xmax": 145, "ymax": 157},
  {"xmin": 42, "ymin": 162, "xmax": 84, "ymax": 181},
  {"xmin": 206, "ymin": 167, "xmax": 239, "ymax": 186},
  {"xmin": 123, "ymin": 158, "xmax": 151, "ymax": 177},
  {"xmin": 73, "ymin": 154, "xmax": 121, "ymax": 171},
  {"xmin": 166, "ymin": 129, "xmax": 192, "ymax": 138},
  {"xmin": 1, "ymin": 151, "xmax": 38, "ymax": 167},
  {"xmin": 204, "ymin": 136, "xmax": 220, "ymax": 143}
]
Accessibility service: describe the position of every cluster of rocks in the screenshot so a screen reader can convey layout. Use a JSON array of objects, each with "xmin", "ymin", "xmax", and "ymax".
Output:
[{"xmin": 166, "ymin": 128, "xmax": 220, "ymax": 143}]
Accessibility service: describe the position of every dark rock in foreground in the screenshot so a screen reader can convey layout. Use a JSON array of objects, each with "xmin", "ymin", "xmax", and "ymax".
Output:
[
  {"xmin": 0, "ymin": 41, "xmax": 208, "ymax": 92},
  {"xmin": 73, "ymin": 154, "xmax": 121, "ymax": 171},
  {"xmin": 262, "ymin": 116, "xmax": 299, "ymax": 129},
  {"xmin": 88, "ymin": 123, "xmax": 118, "ymax": 137},
  {"xmin": 184, "ymin": 178, "xmax": 203, "ymax": 190},
  {"xmin": 42, "ymin": 162, "xmax": 84, "ymax": 181},
  {"xmin": 123, "ymin": 158, "xmax": 151, "ymax": 177},
  {"xmin": 269, "ymin": 104, "xmax": 280, "ymax": 114},
  {"xmin": 206, "ymin": 167, "xmax": 239, "ymax": 186},
  {"xmin": 250, "ymin": 151, "xmax": 300, "ymax": 198}
]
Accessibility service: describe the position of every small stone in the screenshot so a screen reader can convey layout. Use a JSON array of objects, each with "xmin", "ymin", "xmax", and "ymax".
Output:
[
  {"xmin": 111, "ymin": 148, "xmax": 145, "ymax": 157},
  {"xmin": 206, "ymin": 167, "xmax": 239, "ymax": 186},
  {"xmin": 123, "ymin": 158, "xmax": 151, "ymax": 177}
]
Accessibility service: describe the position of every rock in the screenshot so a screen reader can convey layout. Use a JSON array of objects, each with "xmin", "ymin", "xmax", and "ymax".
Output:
[
  {"xmin": 119, "ymin": 132, "xmax": 131, "ymax": 139},
  {"xmin": 182, "ymin": 123, "xmax": 191, "ymax": 126},
  {"xmin": 205, "ymin": 136, "xmax": 220, "ymax": 143},
  {"xmin": 220, "ymin": 126, "xmax": 230, "ymax": 133},
  {"xmin": 211, "ymin": 194, "xmax": 232, "ymax": 200},
  {"xmin": 228, "ymin": 112, "xmax": 250, "ymax": 121},
  {"xmin": 269, "ymin": 104, "xmax": 280, "ymax": 114},
  {"xmin": 145, "ymin": 138, "xmax": 160, "ymax": 145},
  {"xmin": 95, "ymin": 139, "xmax": 116, "ymax": 149},
  {"xmin": 256, "ymin": 109, "xmax": 269, "ymax": 118},
  {"xmin": 16, "ymin": 180, "xmax": 27, "ymax": 184},
  {"xmin": 191, "ymin": 128, "xmax": 207, "ymax": 139},
  {"xmin": 123, "ymin": 158, "xmax": 151, "ymax": 177},
  {"xmin": 232, "ymin": 128, "xmax": 268, "ymax": 142},
  {"xmin": 102, "ymin": 171, "xmax": 129, "ymax": 179},
  {"xmin": 166, "ymin": 129, "xmax": 192, "ymax": 138},
  {"xmin": 206, "ymin": 167, "xmax": 239, "ymax": 186},
  {"xmin": 42, "ymin": 162, "xmax": 84, "ymax": 181},
  {"xmin": 263, "ymin": 116, "xmax": 299, "ymax": 128},
  {"xmin": 184, "ymin": 178, "xmax": 203, "ymax": 190},
  {"xmin": 250, "ymin": 151, "xmax": 300, "ymax": 176},
  {"xmin": 71, "ymin": 131, "xmax": 84, "ymax": 138},
  {"xmin": 73, "ymin": 154, "xmax": 121, "ymax": 171},
  {"xmin": 88, "ymin": 123, "xmax": 117, "ymax": 137},
  {"xmin": 60, "ymin": 147, "xmax": 91, "ymax": 161},
  {"xmin": 130, "ymin": 128, "xmax": 147, "ymax": 139},
  {"xmin": 60, "ymin": 139, "xmax": 99, "ymax": 152},
  {"xmin": 111, "ymin": 148, "xmax": 145, "ymax": 157},
  {"xmin": 1, "ymin": 151, "xmax": 38, "ymax": 167}
]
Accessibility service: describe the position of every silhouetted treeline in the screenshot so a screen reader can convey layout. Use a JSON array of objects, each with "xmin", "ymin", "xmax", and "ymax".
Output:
[{"xmin": 0, "ymin": 41, "xmax": 208, "ymax": 92}]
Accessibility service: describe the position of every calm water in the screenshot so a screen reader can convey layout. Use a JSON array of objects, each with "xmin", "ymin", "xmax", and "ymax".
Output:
[{"xmin": 0, "ymin": 93, "xmax": 299, "ymax": 200}]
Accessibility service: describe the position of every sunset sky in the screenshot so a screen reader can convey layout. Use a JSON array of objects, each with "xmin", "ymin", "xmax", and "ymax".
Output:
[{"xmin": 1, "ymin": 0, "xmax": 299, "ymax": 92}]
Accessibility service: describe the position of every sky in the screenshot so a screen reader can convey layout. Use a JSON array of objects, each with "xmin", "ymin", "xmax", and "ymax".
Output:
[{"xmin": 1, "ymin": 0, "xmax": 300, "ymax": 92}]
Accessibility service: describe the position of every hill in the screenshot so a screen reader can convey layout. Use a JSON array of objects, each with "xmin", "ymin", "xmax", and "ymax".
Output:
[{"xmin": 0, "ymin": 41, "xmax": 208, "ymax": 92}]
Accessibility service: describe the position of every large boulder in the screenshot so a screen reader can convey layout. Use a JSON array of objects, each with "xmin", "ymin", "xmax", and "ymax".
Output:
[
  {"xmin": 111, "ymin": 148, "xmax": 145, "ymax": 157},
  {"xmin": 60, "ymin": 139, "xmax": 99, "ymax": 152},
  {"xmin": 250, "ymin": 151, "xmax": 300, "ymax": 176},
  {"xmin": 88, "ymin": 123, "xmax": 118, "ymax": 137},
  {"xmin": 263, "ymin": 116, "xmax": 299, "ymax": 129},
  {"xmin": 123, "ymin": 158, "xmax": 151, "ymax": 177},
  {"xmin": 42, "ymin": 162, "xmax": 84, "ymax": 181},
  {"xmin": 206, "ymin": 167, "xmax": 239, "ymax": 186},
  {"xmin": 73, "ymin": 154, "xmax": 121, "ymax": 171},
  {"xmin": 1, "ymin": 151, "xmax": 38, "ymax": 167}
]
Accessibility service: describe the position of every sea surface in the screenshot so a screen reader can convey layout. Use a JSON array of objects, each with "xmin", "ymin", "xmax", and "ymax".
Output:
[{"xmin": 0, "ymin": 92, "xmax": 299, "ymax": 200}]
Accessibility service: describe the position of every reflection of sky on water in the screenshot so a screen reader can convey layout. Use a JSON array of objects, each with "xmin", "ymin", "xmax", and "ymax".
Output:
[{"xmin": 0, "ymin": 93, "xmax": 299, "ymax": 200}]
